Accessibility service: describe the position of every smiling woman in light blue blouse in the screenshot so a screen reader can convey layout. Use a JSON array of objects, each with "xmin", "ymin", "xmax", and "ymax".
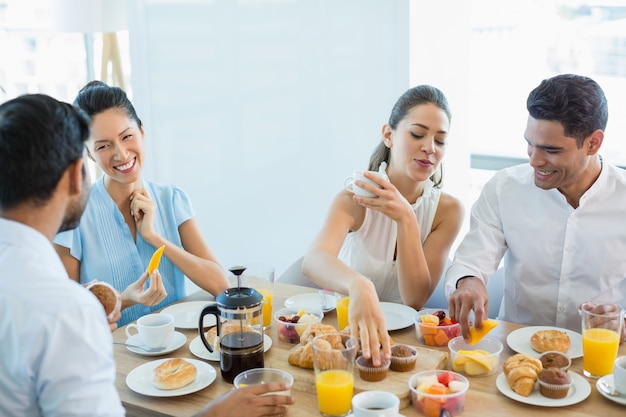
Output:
[{"xmin": 54, "ymin": 81, "xmax": 229, "ymax": 327}]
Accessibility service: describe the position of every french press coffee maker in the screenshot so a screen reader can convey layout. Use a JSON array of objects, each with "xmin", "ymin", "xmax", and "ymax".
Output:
[{"xmin": 199, "ymin": 266, "xmax": 265, "ymax": 383}]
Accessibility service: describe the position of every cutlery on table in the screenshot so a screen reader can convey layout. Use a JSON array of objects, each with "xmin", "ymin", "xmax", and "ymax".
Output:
[
  {"xmin": 113, "ymin": 342, "xmax": 164, "ymax": 353},
  {"xmin": 598, "ymin": 378, "xmax": 624, "ymax": 397}
]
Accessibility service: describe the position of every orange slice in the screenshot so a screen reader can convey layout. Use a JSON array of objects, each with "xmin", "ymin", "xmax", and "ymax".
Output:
[
  {"xmin": 468, "ymin": 319, "xmax": 499, "ymax": 345},
  {"xmin": 147, "ymin": 245, "xmax": 165, "ymax": 274}
]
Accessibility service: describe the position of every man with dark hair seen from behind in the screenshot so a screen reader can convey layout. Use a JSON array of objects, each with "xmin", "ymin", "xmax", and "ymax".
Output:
[
  {"xmin": 0, "ymin": 94, "xmax": 294, "ymax": 417},
  {"xmin": 0, "ymin": 94, "xmax": 122, "ymax": 415}
]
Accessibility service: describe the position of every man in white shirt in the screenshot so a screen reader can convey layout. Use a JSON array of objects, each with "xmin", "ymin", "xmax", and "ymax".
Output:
[
  {"xmin": 445, "ymin": 74, "xmax": 626, "ymax": 341},
  {"xmin": 0, "ymin": 95, "xmax": 294, "ymax": 417},
  {"xmin": 0, "ymin": 94, "xmax": 124, "ymax": 416}
]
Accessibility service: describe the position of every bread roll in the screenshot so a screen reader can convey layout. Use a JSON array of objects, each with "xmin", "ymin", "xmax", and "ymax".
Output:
[
  {"xmin": 152, "ymin": 358, "xmax": 197, "ymax": 390},
  {"xmin": 205, "ymin": 326, "xmax": 217, "ymax": 344},
  {"xmin": 85, "ymin": 281, "xmax": 121, "ymax": 320},
  {"xmin": 530, "ymin": 330, "xmax": 570, "ymax": 353}
]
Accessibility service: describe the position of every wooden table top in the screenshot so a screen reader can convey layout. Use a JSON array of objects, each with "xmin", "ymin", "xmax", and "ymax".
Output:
[{"xmin": 112, "ymin": 282, "xmax": 626, "ymax": 417}]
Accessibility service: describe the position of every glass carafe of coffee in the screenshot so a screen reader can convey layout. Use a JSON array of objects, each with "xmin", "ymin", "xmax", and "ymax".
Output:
[{"xmin": 199, "ymin": 266, "xmax": 265, "ymax": 383}]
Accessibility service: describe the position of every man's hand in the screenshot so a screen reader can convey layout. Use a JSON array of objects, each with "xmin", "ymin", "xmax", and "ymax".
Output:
[{"xmin": 448, "ymin": 276, "xmax": 488, "ymax": 342}]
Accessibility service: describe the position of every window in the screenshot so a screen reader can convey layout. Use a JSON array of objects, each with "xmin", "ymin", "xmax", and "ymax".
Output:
[
  {"xmin": 0, "ymin": 0, "xmax": 131, "ymax": 104},
  {"xmin": 467, "ymin": 0, "xmax": 626, "ymax": 167}
]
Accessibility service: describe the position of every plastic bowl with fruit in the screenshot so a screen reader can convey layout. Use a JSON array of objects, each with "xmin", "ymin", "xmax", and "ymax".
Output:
[
  {"xmin": 448, "ymin": 336, "xmax": 502, "ymax": 377},
  {"xmin": 274, "ymin": 307, "xmax": 323, "ymax": 343},
  {"xmin": 408, "ymin": 370, "xmax": 469, "ymax": 417},
  {"xmin": 415, "ymin": 309, "xmax": 461, "ymax": 347}
]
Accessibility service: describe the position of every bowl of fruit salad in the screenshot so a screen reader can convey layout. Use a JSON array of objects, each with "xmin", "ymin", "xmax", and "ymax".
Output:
[
  {"xmin": 408, "ymin": 370, "xmax": 469, "ymax": 417},
  {"xmin": 415, "ymin": 309, "xmax": 461, "ymax": 347},
  {"xmin": 274, "ymin": 307, "xmax": 323, "ymax": 343},
  {"xmin": 448, "ymin": 336, "xmax": 502, "ymax": 377}
]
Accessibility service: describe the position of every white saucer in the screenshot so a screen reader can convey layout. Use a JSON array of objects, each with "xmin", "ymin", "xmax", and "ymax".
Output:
[
  {"xmin": 380, "ymin": 302, "xmax": 416, "ymax": 331},
  {"xmin": 161, "ymin": 301, "xmax": 217, "ymax": 329},
  {"xmin": 126, "ymin": 358, "xmax": 216, "ymax": 397},
  {"xmin": 506, "ymin": 326, "xmax": 583, "ymax": 358},
  {"xmin": 189, "ymin": 333, "xmax": 273, "ymax": 361},
  {"xmin": 125, "ymin": 331, "xmax": 187, "ymax": 356},
  {"xmin": 496, "ymin": 371, "xmax": 591, "ymax": 406},
  {"xmin": 284, "ymin": 292, "xmax": 337, "ymax": 312},
  {"xmin": 347, "ymin": 413, "xmax": 405, "ymax": 417},
  {"xmin": 597, "ymin": 374, "xmax": 626, "ymax": 405}
]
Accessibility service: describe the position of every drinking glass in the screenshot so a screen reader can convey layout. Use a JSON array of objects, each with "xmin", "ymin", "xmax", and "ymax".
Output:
[
  {"xmin": 313, "ymin": 333, "xmax": 358, "ymax": 417},
  {"xmin": 336, "ymin": 296, "xmax": 350, "ymax": 331},
  {"xmin": 244, "ymin": 263, "xmax": 275, "ymax": 329},
  {"xmin": 581, "ymin": 302, "xmax": 624, "ymax": 378}
]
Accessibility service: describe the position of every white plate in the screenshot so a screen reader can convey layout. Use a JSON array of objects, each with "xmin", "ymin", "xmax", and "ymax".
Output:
[
  {"xmin": 597, "ymin": 374, "xmax": 626, "ymax": 406},
  {"xmin": 189, "ymin": 333, "xmax": 273, "ymax": 361},
  {"xmin": 161, "ymin": 301, "xmax": 216, "ymax": 329},
  {"xmin": 496, "ymin": 371, "xmax": 590, "ymax": 407},
  {"xmin": 380, "ymin": 302, "xmax": 417, "ymax": 331},
  {"xmin": 125, "ymin": 331, "xmax": 187, "ymax": 356},
  {"xmin": 506, "ymin": 326, "xmax": 583, "ymax": 358},
  {"xmin": 126, "ymin": 358, "xmax": 217, "ymax": 397},
  {"xmin": 284, "ymin": 292, "xmax": 337, "ymax": 312}
]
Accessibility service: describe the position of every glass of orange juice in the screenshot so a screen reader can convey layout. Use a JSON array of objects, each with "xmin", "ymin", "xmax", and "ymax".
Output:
[
  {"xmin": 312, "ymin": 333, "xmax": 358, "ymax": 417},
  {"xmin": 244, "ymin": 263, "xmax": 274, "ymax": 329},
  {"xmin": 581, "ymin": 302, "xmax": 624, "ymax": 378},
  {"xmin": 336, "ymin": 296, "xmax": 350, "ymax": 331}
]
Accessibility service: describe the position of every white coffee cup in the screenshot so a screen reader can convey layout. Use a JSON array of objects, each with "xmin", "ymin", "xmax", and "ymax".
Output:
[
  {"xmin": 614, "ymin": 355, "xmax": 626, "ymax": 395},
  {"xmin": 125, "ymin": 313, "xmax": 175, "ymax": 349},
  {"xmin": 344, "ymin": 170, "xmax": 387, "ymax": 198},
  {"xmin": 352, "ymin": 390, "xmax": 400, "ymax": 417}
]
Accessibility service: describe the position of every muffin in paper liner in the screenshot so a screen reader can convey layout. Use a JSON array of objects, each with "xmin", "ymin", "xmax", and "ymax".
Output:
[
  {"xmin": 356, "ymin": 355, "xmax": 390, "ymax": 382},
  {"xmin": 539, "ymin": 351, "xmax": 571, "ymax": 372},
  {"xmin": 390, "ymin": 344, "xmax": 418, "ymax": 372},
  {"xmin": 537, "ymin": 368, "xmax": 572, "ymax": 399},
  {"xmin": 84, "ymin": 280, "xmax": 122, "ymax": 322}
]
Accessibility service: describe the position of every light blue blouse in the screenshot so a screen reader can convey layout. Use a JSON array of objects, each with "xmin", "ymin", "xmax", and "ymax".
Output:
[{"xmin": 54, "ymin": 176, "xmax": 195, "ymax": 326}]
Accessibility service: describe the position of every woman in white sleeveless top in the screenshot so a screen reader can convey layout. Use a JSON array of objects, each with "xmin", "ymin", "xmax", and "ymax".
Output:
[{"xmin": 302, "ymin": 85, "xmax": 464, "ymax": 365}]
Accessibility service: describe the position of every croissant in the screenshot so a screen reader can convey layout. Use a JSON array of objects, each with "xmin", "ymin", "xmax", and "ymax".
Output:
[
  {"xmin": 503, "ymin": 354, "xmax": 543, "ymax": 397},
  {"xmin": 299, "ymin": 324, "xmax": 340, "ymax": 345},
  {"xmin": 503, "ymin": 353, "xmax": 542, "ymax": 375},
  {"xmin": 288, "ymin": 341, "xmax": 314, "ymax": 369}
]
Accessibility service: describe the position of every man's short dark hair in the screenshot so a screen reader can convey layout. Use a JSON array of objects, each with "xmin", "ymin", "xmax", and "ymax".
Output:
[{"xmin": 0, "ymin": 94, "xmax": 90, "ymax": 209}]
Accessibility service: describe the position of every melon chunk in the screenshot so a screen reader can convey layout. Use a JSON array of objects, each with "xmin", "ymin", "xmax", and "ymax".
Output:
[{"xmin": 468, "ymin": 319, "xmax": 499, "ymax": 345}]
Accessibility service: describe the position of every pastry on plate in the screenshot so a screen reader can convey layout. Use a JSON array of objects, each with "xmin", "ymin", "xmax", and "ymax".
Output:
[{"xmin": 530, "ymin": 329, "xmax": 570, "ymax": 353}]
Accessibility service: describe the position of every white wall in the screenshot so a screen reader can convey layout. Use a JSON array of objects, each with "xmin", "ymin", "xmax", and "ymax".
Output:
[
  {"xmin": 409, "ymin": 0, "xmax": 472, "ymax": 250},
  {"xmin": 128, "ymin": 0, "xmax": 412, "ymax": 279}
]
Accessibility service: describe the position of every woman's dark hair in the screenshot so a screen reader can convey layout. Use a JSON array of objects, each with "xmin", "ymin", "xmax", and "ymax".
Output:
[
  {"xmin": 368, "ymin": 85, "xmax": 451, "ymax": 188},
  {"xmin": 74, "ymin": 80, "xmax": 142, "ymax": 127},
  {"xmin": 527, "ymin": 74, "xmax": 608, "ymax": 148},
  {"xmin": 0, "ymin": 94, "xmax": 90, "ymax": 209}
]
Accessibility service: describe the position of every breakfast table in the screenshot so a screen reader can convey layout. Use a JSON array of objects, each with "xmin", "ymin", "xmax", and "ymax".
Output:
[{"xmin": 111, "ymin": 281, "xmax": 626, "ymax": 417}]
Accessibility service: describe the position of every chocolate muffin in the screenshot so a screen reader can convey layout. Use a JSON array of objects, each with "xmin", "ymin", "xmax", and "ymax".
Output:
[
  {"xmin": 537, "ymin": 368, "xmax": 572, "ymax": 399},
  {"xmin": 390, "ymin": 344, "xmax": 418, "ymax": 372},
  {"xmin": 356, "ymin": 355, "xmax": 390, "ymax": 382},
  {"xmin": 539, "ymin": 351, "xmax": 571, "ymax": 371}
]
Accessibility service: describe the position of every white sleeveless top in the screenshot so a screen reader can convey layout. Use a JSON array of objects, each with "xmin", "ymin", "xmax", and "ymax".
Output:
[{"xmin": 338, "ymin": 180, "xmax": 441, "ymax": 303}]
